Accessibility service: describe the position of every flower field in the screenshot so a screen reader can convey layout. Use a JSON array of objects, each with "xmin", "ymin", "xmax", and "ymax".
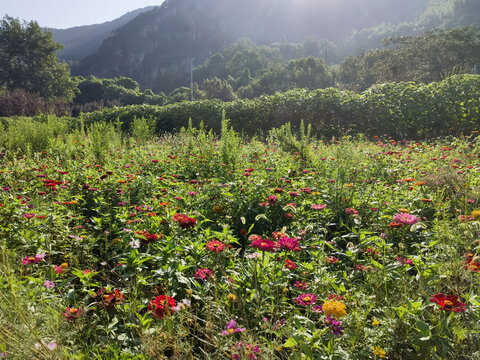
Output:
[{"xmin": 1, "ymin": 121, "xmax": 480, "ymax": 359}]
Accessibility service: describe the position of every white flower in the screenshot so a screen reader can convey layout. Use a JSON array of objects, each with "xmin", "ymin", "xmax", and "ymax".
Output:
[{"xmin": 129, "ymin": 239, "xmax": 141, "ymax": 249}]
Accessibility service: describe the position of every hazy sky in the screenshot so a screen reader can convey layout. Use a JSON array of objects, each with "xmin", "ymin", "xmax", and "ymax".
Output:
[{"xmin": 1, "ymin": 0, "xmax": 164, "ymax": 29}]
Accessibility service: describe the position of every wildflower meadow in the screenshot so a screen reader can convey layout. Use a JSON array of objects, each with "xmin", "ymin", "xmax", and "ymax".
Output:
[{"xmin": 0, "ymin": 118, "xmax": 480, "ymax": 359}]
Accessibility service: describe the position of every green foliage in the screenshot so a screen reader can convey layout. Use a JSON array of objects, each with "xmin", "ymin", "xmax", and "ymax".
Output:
[
  {"xmin": 131, "ymin": 117, "xmax": 154, "ymax": 141},
  {"xmin": 0, "ymin": 115, "xmax": 74, "ymax": 154},
  {"xmin": 86, "ymin": 121, "xmax": 120, "ymax": 163},
  {"xmin": 73, "ymin": 76, "xmax": 166, "ymax": 108},
  {"xmin": 81, "ymin": 74, "xmax": 480, "ymax": 139},
  {"xmin": 202, "ymin": 77, "xmax": 237, "ymax": 102},
  {"xmin": 1, "ymin": 124, "xmax": 480, "ymax": 358},
  {"xmin": 219, "ymin": 110, "xmax": 242, "ymax": 176},
  {"xmin": 238, "ymin": 57, "xmax": 334, "ymax": 98},
  {"xmin": 339, "ymin": 26, "xmax": 480, "ymax": 90},
  {"xmin": 0, "ymin": 16, "xmax": 76, "ymax": 101}
]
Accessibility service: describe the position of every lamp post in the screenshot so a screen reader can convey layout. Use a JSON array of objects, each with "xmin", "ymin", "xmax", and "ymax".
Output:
[{"xmin": 190, "ymin": 57, "xmax": 195, "ymax": 101}]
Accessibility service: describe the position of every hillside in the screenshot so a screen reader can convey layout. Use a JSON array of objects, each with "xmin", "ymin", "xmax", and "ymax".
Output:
[
  {"xmin": 75, "ymin": 0, "xmax": 429, "ymax": 92},
  {"xmin": 52, "ymin": 0, "xmax": 480, "ymax": 93},
  {"xmin": 48, "ymin": 6, "xmax": 157, "ymax": 62}
]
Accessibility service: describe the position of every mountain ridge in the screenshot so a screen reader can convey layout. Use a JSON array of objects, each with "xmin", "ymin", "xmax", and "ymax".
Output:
[{"xmin": 48, "ymin": 6, "xmax": 158, "ymax": 61}]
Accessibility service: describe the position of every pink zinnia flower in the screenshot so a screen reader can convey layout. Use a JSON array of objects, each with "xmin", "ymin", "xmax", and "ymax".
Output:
[
  {"xmin": 396, "ymin": 257, "xmax": 413, "ymax": 265},
  {"xmin": 294, "ymin": 281, "xmax": 308, "ymax": 290},
  {"xmin": 311, "ymin": 204, "xmax": 326, "ymax": 210},
  {"xmin": 267, "ymin": 195, "xmax": 278, "ymax": 204},
  {"xmin": 393, "ymin": 212, "xmax": 418, "ymax": 225},
  {"xmin": 297, "ymin": 293, "xmax": 317, "ymax": 306},
  {"xmin": 276, "ymin": 236, "xmax": 299, "ymax": 251},
  {"xmin": 44, "ymin": 280, "xmax": 55, "ymax": 288},
  {"xmin": 22, "ymin": 252, "xmax": 46, "ymax": 264},
  {"xmin": 194, "ymin": 268, "xmax": 213, "ymax": 280}
]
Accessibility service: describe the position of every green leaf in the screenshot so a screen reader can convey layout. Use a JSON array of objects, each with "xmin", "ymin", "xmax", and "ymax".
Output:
[{"xmin": 283, "ymin": 335, "xmax": 303, "ymax": 348}]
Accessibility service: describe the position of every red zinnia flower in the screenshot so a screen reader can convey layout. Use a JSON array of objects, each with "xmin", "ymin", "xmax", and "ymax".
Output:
[
  {"xmin": 389, "ymin": 221, "xmax": 403, "ymax": 228},
  {"xmin": 466, "ymin": 259, "xmax": 480, "ymax": 272},
  {"xmin": 62, "ymin": 307, "xmax": 83, "ymax": 321},
  {"xmin": 430, "ymin": 293, "xmax": 466, "ymax": 312},
  {"xmin": 173, "ymin": 213, "xmax": 196, "ymax": 229},
  {"xmin": 96, "ymin": 288, "xmax": 126, "ymax": 309},
  {"xmin": 206, "ymin": 239, "xmax": 225, "ymax": 253},
  {"xmin": 250, "ymin": 238, "xmax": 276, "ymax": 252},
  {"xmin": 148, "ymin": 295, "xmax": 176, "ymax": 319},
  {"xmin": 285, "ymin": 259, "xmax": 296, "ymax": 270}
]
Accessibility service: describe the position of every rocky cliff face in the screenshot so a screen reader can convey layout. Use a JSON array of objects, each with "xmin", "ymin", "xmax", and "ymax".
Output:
[
  {"xmin": 76, "ymin": 0, "xmax": 428, "ymax": 92},
  {"xmin": 49, "ymin": 6, "xmax": 156, "ymax": 61}
]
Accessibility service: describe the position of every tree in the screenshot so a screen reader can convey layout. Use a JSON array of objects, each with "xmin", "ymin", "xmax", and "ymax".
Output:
[
  {"xmin": 202, "ymin": 77, "xmax": 237, "ymax": 101},
  {"xmin": 0, "ymin": 16, "xmax": 76, "ymax": 101}
]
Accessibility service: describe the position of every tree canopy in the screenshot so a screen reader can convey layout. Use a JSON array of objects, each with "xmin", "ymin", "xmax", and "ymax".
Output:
[{"xmin": 0, "ymin": 16, "xmax": 76, "ymax": 101}]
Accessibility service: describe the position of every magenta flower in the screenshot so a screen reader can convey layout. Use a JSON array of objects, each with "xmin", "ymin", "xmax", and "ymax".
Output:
[
  {"xmin": 221, "ymin": 319, "xmax": 246, "ymax": 335},
  {"xmin": 233, "ymin": 342, "xmax": 260, "ymax": 360},
  {"xmin": 250, "ymin": 238, "xmax": 276, "ymax": 252},
  {"xmin": 267, "ymin": 195, "xmax": 278, "ymax": 204},
  {"xmin": 396, "ymin": 257, "xmax": 413, "ymax": 265},
  {"xmin": 23, "ymin": 213, "xmax": 36, "ymax": 219},
  {"xmin": 325, "ymin": 314, "xmax": 344, "ymax": 337},
  {"xmin": 194, "ymin": 268, "xmax": 213, "ymax": 280},
  {"xmin": 276, "ymin": 236, "xmax": 299, "ymax": 251},
  {"xmin": 43, "ymin": 280, "xmax": 55, "ymax": 288},
  {"xmin": 21, "ymin": 252, "xmax": 46, "ymax": 265},
  {"xmin": 297, "ymin": 293, "xmax": 317, "ymax": 306},
  {"xmin": 393, "ymin": 212, "xmax": 418, "ymax": 225},
  {"xmin": 294, "ymin": 281, "xmax": 308, "ymax": 290},
  {"xmin": 311, "ymin": 204, "xmax": 326, "ymax": 210},
  {"xmin": 325, "ymin": 256, "xmax": 339, "ymax": 264}
]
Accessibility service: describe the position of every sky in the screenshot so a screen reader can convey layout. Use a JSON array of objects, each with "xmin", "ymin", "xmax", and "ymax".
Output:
[{"xmin": 1, "ymin": 0, "xmax": 164, "ymax": 29}]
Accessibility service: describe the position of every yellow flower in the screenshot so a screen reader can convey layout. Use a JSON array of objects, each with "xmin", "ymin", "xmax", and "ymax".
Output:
[
  {"xmin": 398, "ymin": 208, "xmax": 409, "ymax": 213},
  {"xmin": 345, "ymin": 183, "xmax": 354, "ymax": 188},
  {"xmin": 227, "ymin": 293, "xmax": 237, "ymax": 302},
  {"xmin": 471, "ymin": 210, "xmax": 480, "ymax": 218},
  {"xmin": 372, "ymin": 318, "xmax": 381, "ymax": 326},
  {"xmin": 323, "ymin": 300, "xmax": 347, "ymax": 318},
  {"xmin": 186, "ymin": 289, "xmax": 193, "ymax": 296},
  {"xmin": 372, "ymin": 346, "xmax": 386, "ymax": 358},
  {"xmin": 60, "ymin": 262, "xmax": 68, "ymax": 269}
]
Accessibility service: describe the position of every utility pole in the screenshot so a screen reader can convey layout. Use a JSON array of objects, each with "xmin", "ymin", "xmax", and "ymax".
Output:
[{"xmin": 190, "ymin": 57, "xmax": 195, "ymax": 101}]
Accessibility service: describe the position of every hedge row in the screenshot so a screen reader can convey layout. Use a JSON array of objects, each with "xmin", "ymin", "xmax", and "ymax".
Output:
[{"xmin": 80, "ymin": 74, "xmax": 480, "ymax": 138}]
